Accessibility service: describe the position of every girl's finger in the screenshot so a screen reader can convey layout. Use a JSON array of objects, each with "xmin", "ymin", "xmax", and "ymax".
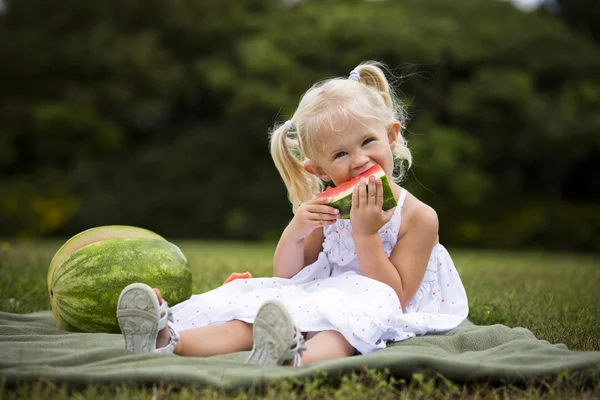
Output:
[
  {"xmin": 376, "ymin": 178, "xmax": 383, "ymax": 207},
  {"xmin": 314, "ymin": 219, "xmax": 336, "ymax": 226},
  {"xmin": 308, "ymin": 205, "xmax": 340, "ymax": 216},
  {"xmin": 352, "ymin": 181, "xmax": 360, "ymax": 210},
  {"xmin": 310, "ymin": 195, "xmax": 334, "ymax": 205},
  {"xmin": 309, "ymin": 213, "xmax": 339, "ymax": 221},
  {"xmin": 368, "ymin": 175, "xmax": 377, "ymax": 205},
  {"xmin": 358, "ymin": 177, "xmax": 367, "ymax": 206}
]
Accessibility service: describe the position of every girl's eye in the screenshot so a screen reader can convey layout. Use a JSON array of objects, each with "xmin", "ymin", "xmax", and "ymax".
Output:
[
  {"xmin": 333, "ymin": 152, "xmax": 347, "ymax": 159},
  {"xmin": 362, "ymin": 138, "xmax": 374, "ymax": 146}
]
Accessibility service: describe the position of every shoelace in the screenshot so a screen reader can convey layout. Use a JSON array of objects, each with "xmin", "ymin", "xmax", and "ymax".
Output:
[
  {"xmin": 155, "ymin": 300, "xmax": 180, "ymax": 353},
  {"xmin": 285, "ymin": 326, "xmax": 307, "ymax": 367}
]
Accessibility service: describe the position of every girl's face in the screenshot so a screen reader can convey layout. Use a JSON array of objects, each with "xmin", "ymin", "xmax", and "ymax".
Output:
[{"xmin": 305, "ymin": 116, "xmax": 399, "ymax": 186}]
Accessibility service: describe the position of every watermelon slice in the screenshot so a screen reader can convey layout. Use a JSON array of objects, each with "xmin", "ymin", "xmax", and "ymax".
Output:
[{"xmin": 316, "ymin": 164, "xmax": 397, "ymax": 219}]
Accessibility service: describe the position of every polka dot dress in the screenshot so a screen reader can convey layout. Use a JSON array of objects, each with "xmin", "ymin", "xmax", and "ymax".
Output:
[{"xmin": 170, "ymin": 189, "xmax": 468, "ymax": 354}]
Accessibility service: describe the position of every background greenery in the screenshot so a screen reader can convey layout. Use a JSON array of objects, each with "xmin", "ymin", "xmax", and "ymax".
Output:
[{"xmin": 0, "ymin": 0, "xmax": 599, "ymax": 252}]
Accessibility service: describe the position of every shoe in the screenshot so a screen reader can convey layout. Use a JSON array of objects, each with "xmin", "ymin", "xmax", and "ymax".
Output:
[
  {"xmin": 246, "ymin": 300, "xmax": 306, "ymax": 366},
  {"xmin": 116, "ymin": 283, "xmax": 179, "ymax": 354}
]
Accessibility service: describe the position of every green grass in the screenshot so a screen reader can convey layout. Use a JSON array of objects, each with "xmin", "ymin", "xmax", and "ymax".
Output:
[{"xmin": 1, "ymin": 240, "xmax": 599, "ymax": 399}]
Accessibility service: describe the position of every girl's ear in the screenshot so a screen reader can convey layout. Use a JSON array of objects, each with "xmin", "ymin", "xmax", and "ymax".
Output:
[
  {"xmin": 304, "ymin": 161, "xmax": 331, "ymax": 182},
  {"xmin": 388, "ymin": 121, "xmax": 401, "ymax": 147}
]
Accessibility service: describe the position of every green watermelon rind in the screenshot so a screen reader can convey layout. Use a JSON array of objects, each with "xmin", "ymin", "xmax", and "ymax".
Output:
[
  {"xmin": 324, "ymin": 167, "xmax": 398, "ymax": 219},
  {"xmin": 49, "ymin": 237, "xmax": 192, "ymax": 333},
  {"xmin": 47, "ymin": 225, "xmax": 166, "ymax": 291}
]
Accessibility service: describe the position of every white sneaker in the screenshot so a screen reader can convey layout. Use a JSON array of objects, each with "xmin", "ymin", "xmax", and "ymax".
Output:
[
  {"xmin": 116, "ymin": 283, "xmax": 178, "ymax": 354},
  {"xmin": 246, "ymin": 300, "xmax": 306, "ymax": 367}
]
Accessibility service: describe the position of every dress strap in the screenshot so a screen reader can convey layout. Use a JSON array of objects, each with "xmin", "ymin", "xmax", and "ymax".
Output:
[{"xmin": 397, "ymin": 188, "xmax": 408, "ymax": 209}]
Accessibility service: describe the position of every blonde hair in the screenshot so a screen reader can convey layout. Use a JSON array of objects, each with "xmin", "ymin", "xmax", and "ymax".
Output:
[{"xmin": 270, "ymin": 61, "xmax": 412, "ymax": 212}]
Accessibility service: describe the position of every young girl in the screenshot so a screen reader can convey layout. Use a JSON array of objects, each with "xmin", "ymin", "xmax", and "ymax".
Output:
[{"xmin": 116, "ymin": 61, "xmax": 468, "ymax": 367}]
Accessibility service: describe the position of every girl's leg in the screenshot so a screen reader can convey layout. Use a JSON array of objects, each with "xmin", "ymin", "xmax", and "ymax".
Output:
[
  {"xmin": 153, "ymin": 289, "xmax": 253, "ymax": 357},
  {"xmin": 122, "ymin": 286, "xmax": 355, "ymax": 364},
  {"xmin": 298, "ymin": 330, "xmax": 356, "ymax": 366},
  {"xmin": 173, "ymin": 320, "xmax": 253, "ymax": 356},
  {"xmin": 244, "ymin": 300, "xmax": 354, "ymax": 367}
]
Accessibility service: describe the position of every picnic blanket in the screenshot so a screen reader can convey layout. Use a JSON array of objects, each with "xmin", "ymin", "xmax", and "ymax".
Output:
[{"xmin": 1, "ymin": 311, "xmax": 599, "ymax": 388}]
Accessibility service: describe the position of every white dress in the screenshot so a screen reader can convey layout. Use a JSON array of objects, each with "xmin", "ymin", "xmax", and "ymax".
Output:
[{"xmin": 170, "ymin": 189, "xmax": 469, "ymax": 354}]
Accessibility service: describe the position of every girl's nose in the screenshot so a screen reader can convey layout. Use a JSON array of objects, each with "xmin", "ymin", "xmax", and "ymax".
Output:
[{"xmin": 351, "ymin": 153, "xmax": 370, "ymax": 170}]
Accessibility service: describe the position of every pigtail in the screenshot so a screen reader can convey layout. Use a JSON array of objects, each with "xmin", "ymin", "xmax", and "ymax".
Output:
[
  {"xmin": 353, "ymin": 61, "xmax": 413, "ymax": 178},
  {"xmin": 270, "ymin": 122, "xmax": 321, "ymax": 213},
  {"xmin": 354, "ymin": 63, "xmax": 394, "ymax": 110}
]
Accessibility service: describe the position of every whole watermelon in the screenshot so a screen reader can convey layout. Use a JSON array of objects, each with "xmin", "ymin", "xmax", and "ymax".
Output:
[
  {"xmin": 48, "ymin": 227, "xmax": 192, "ymax": 333},
  {"xmin": 47, "ymin": 225, "xmax": 166, "ymax": 290}
]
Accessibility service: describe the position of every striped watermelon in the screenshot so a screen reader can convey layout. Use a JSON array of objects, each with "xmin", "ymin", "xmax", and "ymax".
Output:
[
  {"xmin": 47, "ymin": 225, "xmax": 166, "ymax": 290},
  {"xmin": 48, "ymin": 227, "xmax": 192, "ymax": 333},
  {"xmin": 317, "ymin": 164, "xmax": 397, "ymax": 219}
]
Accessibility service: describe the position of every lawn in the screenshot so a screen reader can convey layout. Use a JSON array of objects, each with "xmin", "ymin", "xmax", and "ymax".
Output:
[{"xmin": 1, "ymin": 240, "xmax": 599, "ymax": 399}]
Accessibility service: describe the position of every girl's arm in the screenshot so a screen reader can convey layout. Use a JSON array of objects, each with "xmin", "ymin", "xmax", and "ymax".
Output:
[
  {"xmin": 273, "ymin": 226, "xmax": 324, "ymax": 279},
  {"xmin": 354, "ymin": 204, "xmax": 438, "ymax": 307},
  {"xmin": 273, "ymin": 196, "xmax": 338, "ymax": 278},
  {"xmin": 351, "ymin": 176, "xmax": 438, "ymax": 307}
]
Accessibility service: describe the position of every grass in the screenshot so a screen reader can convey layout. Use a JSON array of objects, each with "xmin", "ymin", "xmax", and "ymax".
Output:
[{"xmin": 1, "ymin": 239, "xmax": 599, "ymax": 399}]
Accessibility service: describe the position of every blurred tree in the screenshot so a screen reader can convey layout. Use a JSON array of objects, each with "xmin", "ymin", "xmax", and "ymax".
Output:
[
  {"xmin": 0, "ymin": 0, "xmax": 598, "ymax": 252},
  {"xmin": 541, "ymin": 0, "xmax": 600, "ymax": 45}
]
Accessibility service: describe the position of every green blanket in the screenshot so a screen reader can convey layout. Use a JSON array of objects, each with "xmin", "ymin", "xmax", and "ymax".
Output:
[{"xmin": 1, "ymin": 311, "xmax": 598, "ymax": 388}]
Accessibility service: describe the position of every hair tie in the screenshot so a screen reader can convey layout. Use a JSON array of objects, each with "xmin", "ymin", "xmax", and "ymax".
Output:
[
  {"xmin": 348, "ymin": 70, "xmax": 360, "ymax": 82},
  {"xmin": 284, "ymin": 120, "xmax": 295, "ymax": 131}
]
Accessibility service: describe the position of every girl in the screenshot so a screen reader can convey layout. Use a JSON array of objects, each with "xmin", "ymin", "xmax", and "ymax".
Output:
[{"xmin": 116, "ymin": 61, "xmax": 468, "ymax": 367}]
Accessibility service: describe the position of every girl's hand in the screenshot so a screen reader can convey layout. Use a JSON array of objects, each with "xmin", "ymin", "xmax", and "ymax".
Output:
[
  {"xmin": 289, "ymin": 196, "xmax": 340, "ymax": 240},
  {"xmin": 350, "ymin": 175, "xmax": 395, "ymax": 237}
]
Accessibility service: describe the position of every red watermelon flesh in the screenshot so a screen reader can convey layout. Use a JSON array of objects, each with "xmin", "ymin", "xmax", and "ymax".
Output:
[{"xmin": 316, "ymin": 164, "xmax": 397, "ymax": 219}]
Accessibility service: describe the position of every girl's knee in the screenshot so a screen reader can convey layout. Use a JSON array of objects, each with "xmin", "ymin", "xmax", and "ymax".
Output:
[
  {"xmin": 316, "ymin": 330, "xmax": 357, "ymax": 356},
  {"xmin": 332, "ymin": 331, "xmax": 357, "ymax": 356},
  {"xmin": 226, "ymin": 319, "xmax": 253, "ymax": 338},
  {"xmin": 230, "ymin": 319, "xmax": 251, "ymax": 329}
]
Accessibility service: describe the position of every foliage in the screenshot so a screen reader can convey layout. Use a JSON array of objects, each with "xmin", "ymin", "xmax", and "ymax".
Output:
[
  {"xmin": 542, "ymin": 0, "xmax": 600, "ymax": 45},
  {"xmin": 0, "ymin": 0, "xmax": 599, "ymax": 251}
]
